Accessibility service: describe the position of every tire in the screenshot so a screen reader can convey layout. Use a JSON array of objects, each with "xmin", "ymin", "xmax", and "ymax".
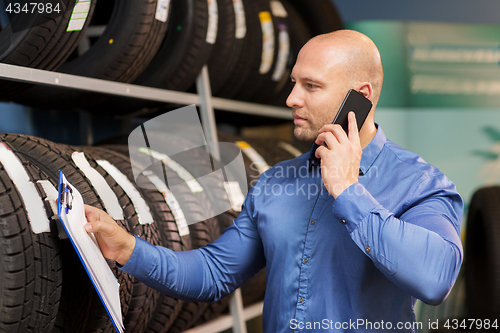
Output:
[
  {"xmin": 240, "ymin": 136, "xmax": 299, "ymax": 166},
  {"xmin": 217, "ymin": 131, "xmax": 261, "ymax": 189},
  {"xmin": 84, "ymin": 0, "xmax": 215, "ymax": 116},
  {"xmin": 283, "ymin": 0, "xmax": 343, "ymax": 36},
  {"xmin": 235, "ymin": 0, "xmax": 289, "ymax": 102},
  {"xmin": 267, "ymin": 0, "xmax": 312, "ymax": 106},
  {"xmin": 0, "ymin": 151, "xmax": 63, "ymax": 332},
  {"xmin": 215, "ymin": 131, "xmax": 268, "ymax": 307},
  {"xmin": 10, "ymin": 0, "xmax": 170, "ymax": 110},
  {"xmin": 135, "ymin": 0, "xmax": 214, "ymax": 92},
  {"xmin": 83, "ymin": 145, "xmax": 189, "ymax": 333},
  {"xmin": 0, "ymin": 133, "xmax": 134, "ymax": 333},
  {"xmin": 0, "ymin": 0, "xmax": 97, "ymax": 99},
  {"xmin": 145, "ymin": 132, "xmax": 240, "ymax": 327},
  {"xmin": 73, "ymin": 145, "xmax": 164, "ymax": 333},
  {"xmin": 102, "ymin": 144, "xmax": 221, "ymax": 332},
  {"xmin": 216, "ymin": 0, "xmax": 269, "ymax": 100},
  {"xmin": 206, "ymin": 0, "xmax": 238, "ymax": 95},
  {"xmin": 465, "ymin": 186, "xmax": 500, "ymax": 320}
]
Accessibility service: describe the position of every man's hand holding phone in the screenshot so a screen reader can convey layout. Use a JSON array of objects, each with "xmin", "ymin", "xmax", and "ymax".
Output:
[{"xmin": 315, "ymin": 111, "xmax": 362, "ymax": 199}]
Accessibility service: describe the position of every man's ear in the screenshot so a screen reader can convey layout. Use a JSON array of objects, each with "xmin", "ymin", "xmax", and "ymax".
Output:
[{"xmin": 355, "ymin": 82, "xmax": 373, "ymax": 100}]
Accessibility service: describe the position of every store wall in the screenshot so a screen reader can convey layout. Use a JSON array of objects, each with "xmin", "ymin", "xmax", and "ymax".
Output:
[
  {"xmin": 376, "ymin": 108, "xmax": 500, "ymax": 208},
  {"xmin": 331, "ymin": 0, "xmax": 500, "ymax": 24},
  {"xmin": 347, "ymin": 21, "xmax": 500, "ymax": 218}
]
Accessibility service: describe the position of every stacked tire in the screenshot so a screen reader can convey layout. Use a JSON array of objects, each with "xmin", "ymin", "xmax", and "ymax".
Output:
[
  {"xmin": 465, "ymin": 186, "xmax": 500, "ymax": 321},
  {"xmin": 0, "ymin": 129, "xmax": 304, "ymax": 332},
  {"xmin": 1, "ymin": 0, "xmax": 342, "ymax": 113}
]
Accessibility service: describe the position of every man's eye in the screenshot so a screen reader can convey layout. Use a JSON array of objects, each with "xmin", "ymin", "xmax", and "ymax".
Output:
[{"xmin": 307, "ymin": 83, "xmax": 317, "ymax": 89}]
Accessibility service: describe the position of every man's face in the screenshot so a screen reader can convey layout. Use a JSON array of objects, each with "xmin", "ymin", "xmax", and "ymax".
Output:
[{"xmin": 286, "ymin": 41, "xmax": 350, "ymax": 143}]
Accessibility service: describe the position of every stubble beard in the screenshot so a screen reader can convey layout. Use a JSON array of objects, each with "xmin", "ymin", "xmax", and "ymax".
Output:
[{"xmin": 293, "ymin": 123, "xmax": 318, "ymax": 144}]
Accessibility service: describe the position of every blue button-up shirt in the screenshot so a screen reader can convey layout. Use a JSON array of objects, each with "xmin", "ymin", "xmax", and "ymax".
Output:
[{"xmin": 121, "ymin": 126, "xmax": 463, "ymax": 332}]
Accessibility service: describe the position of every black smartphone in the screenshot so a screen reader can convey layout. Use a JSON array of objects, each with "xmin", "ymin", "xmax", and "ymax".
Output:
[
  {"xmin": 313, "ymin": 89, "xmax": 372, "ymax": 151},
  {"xmin": 332, "ymin": 89, "xmax": 373, "ymax": 134}
]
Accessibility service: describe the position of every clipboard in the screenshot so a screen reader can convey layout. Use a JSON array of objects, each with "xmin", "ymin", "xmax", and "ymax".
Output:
[{"xmin": 57, "ymin": 170, "xmax": 124, "ymax": 333}]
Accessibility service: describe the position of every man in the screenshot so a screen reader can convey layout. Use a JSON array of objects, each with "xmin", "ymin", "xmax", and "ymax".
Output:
[{"xmin": 84, "ymin": 30, "xmax": 463, "ymax": 332}]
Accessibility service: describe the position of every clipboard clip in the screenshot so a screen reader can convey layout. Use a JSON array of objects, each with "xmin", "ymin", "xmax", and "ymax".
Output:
[{"xmin": 59, "ymin": 182, "xmax": 74, "ymax": 214}]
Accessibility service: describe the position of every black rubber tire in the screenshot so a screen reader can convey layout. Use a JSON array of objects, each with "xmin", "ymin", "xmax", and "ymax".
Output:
[
  {"xmin": 0, "ymin": 152, "xmax": 63, "ymax": 332},
  {"xmin": 0, "ymin": 133, "xmax": 134, "ymax": 333},
  {"xmin": 206, "ymin": 0, "xmax": 237, "ymax": 94},
  {"xmin": 101, "ymin": 144, "xmax": 221, "ymax": 332},
  {"xmin": 217, "ymin": 131, "xmax": 261, "ymax": 188},
  {"xmin": 245, "ymin": 0, "xmax": 288, "ymax": 104},
  {"xmin": 83, "ymin": 145, "xmax": 189, "ymax": 333},
  {"xmin": 283, "ymin": 0, "xmax": 343, "ymax": 36},
  {"xmin": 215, "ymin": 0, "xmax": 269, "ymax": 100},
  {"xmin": 241, "ymin": 136, "xmax": 298, "ymax": 166},
  {"xmin": 215, "ymin": 131, "xmax": 268, "ymax": 307},
  {"xmin": 167, "ymin": 214, "xmax": 220, "ymax": 333},
  {"xmin": 0, "ymin": 0, "xmax": 97, "ymax": 99},
  {"xmin": 234, "ymin": 0, "xmax": 288, "ymax": 102},
  {"xmin": 83, "ymin": 0, "xmax": 214, "ymax": 116},
  {"xmin": 145, "ymin": 132, "xmax": 240, "ymax": 328},
  {"xmin": 135, "ymin": 0, "xmax": 213, "ymax": 92},
  {"xmin": 10, "ymin": 0, "xmax": 170, "ymax": 110},
  {"xmin": 266, "ymin": 0, "xmax": 312, "ymax": 106},
  {"xmin": 73, "ymin": 145, "xmax": 164, "ymax": 333},
  {"xmin": 465, "ymin": 186, "xmax": 500, "ymax": 320}
]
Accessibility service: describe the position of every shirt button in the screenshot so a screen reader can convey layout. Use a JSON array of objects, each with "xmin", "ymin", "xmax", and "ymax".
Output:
[
  {"xmin": 299, "ymin": 297, "xmax": 304, "ymax": 303},
  {"xmin": 304, "ymin": 258, "xmax": 309, "ymax": 263},
  {"xmin": 341, "ymin": 219, "xmax": 346, "ymax": 224},
  {"xmin": 311, "ymin": 220, "xmax": 315, "ymax": 225},
  {"xmin": 366, "ymin": 247, "xmax": 371, "ymax": 253}
]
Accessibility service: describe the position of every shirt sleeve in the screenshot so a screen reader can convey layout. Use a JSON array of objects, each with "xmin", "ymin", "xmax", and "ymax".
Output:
[
  {"xmin": 331, "ymin": 176, "xmax": 463, "ymax": 306},
  {"xmin": 119, "ymin": 188, "xmax": 266, "ymax": 303}
]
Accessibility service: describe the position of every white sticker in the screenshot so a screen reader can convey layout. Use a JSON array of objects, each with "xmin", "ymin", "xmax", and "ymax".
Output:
[
  {"xmin": 155, "ymin": 0, "xmax": 170, "ymax": 22},
  {"xmin": 278, "ymin": 141, "xmax": 303, "ymax": 157},
  {"xmin": 272, "ymin": 24, "xmax": 290, "ymax": 81},
  {"xmin": 67, "ymin": 0, "xmax": 91, "ymax": 32},
  {"xmin": 72, "ymin": 152, "xmax": 124, "ymax": 220},
  {"xmin": 142, "ymin": 170, "xmax": 190, "ymax": 237},
  {"xmin": 270, "ymin": 0, "xmax": 288, "ymax": 18},
  {"xmin": 97, "ymin": 160, "xmax": 154, "ymax": 225},
  {"xmin": 138, "ymin": 147, "xmax": 204, "ymax": 193},
  {"xmin": 206, "ymin": 0, "xmax": 219, "ymax": 44},
  {"xmin": 235, "ymin": 141, "xmax": 270, "ymax": 174},
  {"xmin": 223, "ymin": 181, "xmax": 245, "ymax": 212},
  {"xmin": 258, "ymin": 11, "xmax": 275, "ymax": 74},
  {"xmin": 233, "ymin": 0, "xmax": 246, "ymax": 39},
  {"xmin": 0, "ymin": 143, "xmax": 50, "ymax": 234}
]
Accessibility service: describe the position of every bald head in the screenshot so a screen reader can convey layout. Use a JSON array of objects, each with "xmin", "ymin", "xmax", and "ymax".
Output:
[
  {"xmin": 302, "ymin": 30, "xmax": 384, "ymax": 105},
  {"xmin": 288, "ymin": 30, "xmax": 383, "ymax": 145}
]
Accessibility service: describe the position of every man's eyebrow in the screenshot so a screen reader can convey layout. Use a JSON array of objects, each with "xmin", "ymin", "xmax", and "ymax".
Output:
[{"xmin": 290, "ymin": 75, "xmax": 323, "ymax": 85}]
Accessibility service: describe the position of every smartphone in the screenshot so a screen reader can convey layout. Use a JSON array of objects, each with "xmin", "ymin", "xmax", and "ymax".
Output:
[
  {"xmin": 313, "ymin": 89, "xmax": 372, "ymax": 151},
  {"xmin": 332, "ymin": 89, "xmax": 372, "ymax": 134}
]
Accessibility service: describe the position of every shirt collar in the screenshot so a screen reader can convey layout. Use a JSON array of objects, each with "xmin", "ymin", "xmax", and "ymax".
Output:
[{"xmin": 308, "ymin": 124, "xmax": 386, "ymax": 175}]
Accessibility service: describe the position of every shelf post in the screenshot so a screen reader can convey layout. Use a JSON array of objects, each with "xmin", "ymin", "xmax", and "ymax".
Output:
[{"xmin": 196, "ymin": 65, "xmax": 220, "ymax": 160}]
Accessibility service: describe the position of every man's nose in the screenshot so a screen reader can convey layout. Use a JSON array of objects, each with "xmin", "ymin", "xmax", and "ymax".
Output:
[{"xmin": 286, "ymin": 84, "xmax": 303, "ymax": 109}]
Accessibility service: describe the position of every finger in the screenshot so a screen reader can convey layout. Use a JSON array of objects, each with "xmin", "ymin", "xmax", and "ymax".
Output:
[
  {"xmin": 348, "ymin": 112, "xmax": 361, "ymax": 146},
  {"xmin": 84, "ymin": 205, "xmax": 104, "ymax": 224},
  {"xmin": 318, "ymin": 124, "xmax": 349, "ymax": 145},
  {"xmin": 84, "ymin": 204, "xmax": 110, "ymax": 223},
  {"xmin": 315, "ymin": 131, "xmax": 339, "ymax": 149},
  {"xmin": 314, "ymin": 145, "xmax": 328, "ymax": 159},
  {"xmin": 84, "ymin": 218, "xmax": 117, "ymax": 236}
]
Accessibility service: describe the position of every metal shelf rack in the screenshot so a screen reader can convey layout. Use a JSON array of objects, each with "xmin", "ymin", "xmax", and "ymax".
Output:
[{"xmin": 0, "ymin": 62, "xmax": 289, "ymax": 333}]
